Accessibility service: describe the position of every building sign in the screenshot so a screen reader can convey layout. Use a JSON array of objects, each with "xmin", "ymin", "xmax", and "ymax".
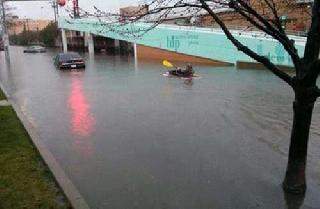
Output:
[
  {"xmin": 256, "ymin": 43, "xmax": 293, "ymax": 65},
  {"xmin": 167, "ymin": 34, "xmax": 199, "ymax": 51}
]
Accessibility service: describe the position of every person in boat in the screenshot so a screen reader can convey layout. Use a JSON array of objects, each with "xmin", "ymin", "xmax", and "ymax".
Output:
[
  {"xmin": 184, "ymin": 64, "xmax": 194, "ymax": 76},
  {"xmin": 169, "ymin": 64, "xmax": 194, "ymax": 77},
  {"xmin": 170, "ymin": 66, "xmax": 183, "ymax": 74}
]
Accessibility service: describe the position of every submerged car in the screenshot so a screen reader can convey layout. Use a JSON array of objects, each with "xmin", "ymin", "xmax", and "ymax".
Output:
[
  {"xmin": 54, "ymin": 52, "xmax": 85, "ymax": 69},
  {"xmin": 23, "ymin": 45, "xmax": 47, "ymax": 53}
]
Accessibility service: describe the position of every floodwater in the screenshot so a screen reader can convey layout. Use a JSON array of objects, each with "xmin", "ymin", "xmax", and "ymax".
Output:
[{"xmin": 1, "ymin": 46, "xmax": 320, "ymax": 209}]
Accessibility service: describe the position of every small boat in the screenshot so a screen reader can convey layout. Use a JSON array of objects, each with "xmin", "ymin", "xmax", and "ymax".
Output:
[
  {"xmin": 168, "ymin": 70, "xmax": 194, "ymax": 77},
  {"xmin": 163, "ymin": 71, "xmax": 200, "ymax": 79},
  {"xmin": 162, "ymin": 61, "xmax": 199, "ymax": 79}
]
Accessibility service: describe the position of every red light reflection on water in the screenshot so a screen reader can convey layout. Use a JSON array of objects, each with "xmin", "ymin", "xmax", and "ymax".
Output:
[{"xmin": 68, "ymin": 74, "xmax": 95, "ymax": 138}]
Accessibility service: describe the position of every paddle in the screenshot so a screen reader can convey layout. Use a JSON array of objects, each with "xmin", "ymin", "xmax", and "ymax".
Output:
[{"xmin": 162, "ymin": 60, "xmax": 174, "ymax": 68}]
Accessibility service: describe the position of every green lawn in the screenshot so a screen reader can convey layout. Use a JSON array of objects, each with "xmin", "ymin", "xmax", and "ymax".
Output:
[
  {"xmin": 0, "ymin": 106, "xmax": 71, "ymax": 209},
  {"xmin": 0, "ymin": 88, "xmax": 6, "ymax": 100}
]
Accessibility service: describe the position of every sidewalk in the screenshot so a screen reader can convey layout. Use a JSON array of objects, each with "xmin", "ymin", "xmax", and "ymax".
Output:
[{"xmin": 0, "ymin": 87, "xmax": 72, "ymax": 209}]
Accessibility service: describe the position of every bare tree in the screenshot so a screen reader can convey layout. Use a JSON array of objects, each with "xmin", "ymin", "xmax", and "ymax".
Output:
[{"xmin": 75, "ymin": 0, "xmax": 318, "ymax": 194}]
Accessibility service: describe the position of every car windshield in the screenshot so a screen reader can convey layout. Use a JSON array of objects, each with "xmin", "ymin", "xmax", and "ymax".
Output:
[
  {"xmin": 59, "ymin": 53, "xmax": 82, "ymax": 62},
  {"xmin": 28, "ymin": 45, "xmax": 44, "ymax": 49}
]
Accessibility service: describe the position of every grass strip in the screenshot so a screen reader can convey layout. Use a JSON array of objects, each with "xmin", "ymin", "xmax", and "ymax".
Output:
[{"xmin": 0, "ymin": 106, "xmax": 71, "ymax": 209}]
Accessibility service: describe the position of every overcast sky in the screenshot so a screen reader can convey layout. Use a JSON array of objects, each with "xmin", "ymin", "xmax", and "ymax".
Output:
[{"xmin": 7, "ymin": 0, "xmax": 140, "ymax": 19}]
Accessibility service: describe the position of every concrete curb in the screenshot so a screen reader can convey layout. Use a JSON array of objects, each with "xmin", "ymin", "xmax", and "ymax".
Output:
[
  {"xmin": 0, "ymin": 81, "xmax": 90, "ymax": 209},
  {"xmin": 0, "ymin": 81, "xmax": 9, "ymax": 100},
  {"xmin": 0, "ymin": 100, "xmax": 10, "ymax": 106}
]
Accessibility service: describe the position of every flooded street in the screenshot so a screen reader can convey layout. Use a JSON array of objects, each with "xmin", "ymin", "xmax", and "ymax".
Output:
[{"xmin": 1, "ymin": 46, "xmax": 320, "ymax": 209}]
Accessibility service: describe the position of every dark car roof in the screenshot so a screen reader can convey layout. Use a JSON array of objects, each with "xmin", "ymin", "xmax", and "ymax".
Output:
[{"xmin": 57, "ymin": 52, "xmax": 83, "ymax": 61}]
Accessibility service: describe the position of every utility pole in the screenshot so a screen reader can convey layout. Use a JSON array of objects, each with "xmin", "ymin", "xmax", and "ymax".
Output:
[
  {"xmin": 73, "ymin": 0, "xmax": 79, "ymax": 18},
  {"xmin": 53, "ymin": 0, "xmax": 60, "ymax": 24},
  {"xmin": 1, "ymin": 0, "xmax": 9, "ymax": 59}
]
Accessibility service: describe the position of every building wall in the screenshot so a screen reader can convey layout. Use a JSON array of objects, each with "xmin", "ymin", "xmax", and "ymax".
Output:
[
  {"xmin": 136, "ymin": 44, "xmax": 233, "ymax": 66},
  {"xmin": 65, "ymin": 30, "xmax": 83, "ymax": 38}
]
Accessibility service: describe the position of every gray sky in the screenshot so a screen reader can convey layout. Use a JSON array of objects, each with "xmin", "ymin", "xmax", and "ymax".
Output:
[{"xmin": 7, "ymin": 0, "xmax": 139, "ymax": 19}]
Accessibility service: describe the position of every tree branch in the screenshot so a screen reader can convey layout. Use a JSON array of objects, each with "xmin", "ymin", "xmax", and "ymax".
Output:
[
  {"xmin": 199, "ymin": 0, "xmax": 294, "ymax": 87},
  {"xmin": 232, "ymin": 0, "xmax": 300, "ymax": 66}
]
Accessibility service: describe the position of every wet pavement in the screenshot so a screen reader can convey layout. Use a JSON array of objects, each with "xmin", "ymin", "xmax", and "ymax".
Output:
[{"xmin": 1, "ymin": 46, "xmax": 320, "ymax": 209}]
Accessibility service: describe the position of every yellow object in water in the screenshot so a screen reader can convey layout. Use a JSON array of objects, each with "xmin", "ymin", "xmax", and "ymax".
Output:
[{"xmin": 162, "ymin": 60, "xmax": 174, "ymax": 68}]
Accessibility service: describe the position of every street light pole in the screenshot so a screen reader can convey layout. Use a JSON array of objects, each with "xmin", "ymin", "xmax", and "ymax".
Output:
[
  {"xmin": 53, "ymin": 0, "xmax": 57, "ymax": 23},
  {"xmin": 56, "ymin": 0, "xmax": 58, "ymax": 19}
]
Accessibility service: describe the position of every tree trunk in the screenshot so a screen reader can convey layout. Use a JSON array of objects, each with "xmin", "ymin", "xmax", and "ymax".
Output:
[{"xmin": 283, "ymin": 96, "xmax": 315, "ymax": 194}]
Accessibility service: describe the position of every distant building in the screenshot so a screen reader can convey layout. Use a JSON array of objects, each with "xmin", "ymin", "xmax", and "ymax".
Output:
[
  {"xmin": 119, "ymin": 5, "xmax": 149, "ymax": 21},
  {"xmin": 8, "ymin": 19, "xmax": 53, "ymax": 35},
  {"xmin": 200, "ymin": 0, "xmax": 312, "ymax": 33}
]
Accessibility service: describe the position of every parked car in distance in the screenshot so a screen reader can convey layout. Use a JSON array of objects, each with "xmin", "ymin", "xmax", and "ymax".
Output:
[
  {"xmin": 23, "ymin": 45, "xmax": 47, "ymax": 53},
  {"xmin": 54, "ymin": 52, "xmax": 86, "ymax": 69}
]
